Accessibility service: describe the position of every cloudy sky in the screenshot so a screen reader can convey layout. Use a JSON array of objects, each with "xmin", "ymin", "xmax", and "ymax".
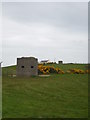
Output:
[{"xmin": 1, "ymin": 1, "xmax": 88, "ymax": 66}]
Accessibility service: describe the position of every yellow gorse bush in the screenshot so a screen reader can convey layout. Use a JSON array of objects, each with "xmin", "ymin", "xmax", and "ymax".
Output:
[
  {"xmin": 38, "ymin": 65, "xmax": 89, "ymax": 74},
  {"xmin": 85, "ymin": 69, "xmax": 90, "ymax": 74},
  {"xmin": 38, "ymin": 65, "xmax": 64, "ymax": 74},
  {"xmin": 66, "ymin": 69, "xmax": 85, "ymax": 74}
]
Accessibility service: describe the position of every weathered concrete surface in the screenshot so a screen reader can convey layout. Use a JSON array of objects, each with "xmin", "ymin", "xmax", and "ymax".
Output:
[{"xmin": 17, "ymin": 57, "xmax": 38, "ymax": 77}]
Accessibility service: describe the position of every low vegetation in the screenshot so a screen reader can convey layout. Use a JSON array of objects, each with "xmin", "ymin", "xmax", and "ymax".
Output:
[
  {"xmin": 2, "ymin": 64, "xmax": 88, "ymax": 118},
  {"xmin": 38, "ymin": 64, "xmax": 89, "ymax": 74},
  {"xmin": 38, "ymin": 65, "xmax": 65, "ymax": 74}
]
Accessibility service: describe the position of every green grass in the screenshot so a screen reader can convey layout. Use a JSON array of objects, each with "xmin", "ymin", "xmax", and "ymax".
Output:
[
  {"xmin": 0, "ymin": 76, "xmax": 2, "ymax": 119},
  {"xmin": 45, "ymin": 63, "xmax": 87, "ymax": 72},
  {"xmin": 2, "ymin": 64, "xmax": 88, "ymax": 118},
  {"xmin": 2, "ymin": 63, "xmax": 87, "ymax": 76}
]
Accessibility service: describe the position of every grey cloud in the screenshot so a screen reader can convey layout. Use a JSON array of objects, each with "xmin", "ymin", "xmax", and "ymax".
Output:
[
  {"xmin": 2, "ymin": 2, "xmax": 88, "ymax": 66},
  {"xmin": 2, "ymin": 0, "xmax": 89, "ymax": 2},
  {"xmin": 2, "ymin": 2, "xmax": 88, "ymax": 32}
]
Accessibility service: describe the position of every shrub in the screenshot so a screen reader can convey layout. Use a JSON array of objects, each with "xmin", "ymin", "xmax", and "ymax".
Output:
[
  {"xmin": 38, "ymin": 65, "xmax": 88, "ymax": 75},
  {"xmin": 85, "ymin": 70, "xmax": 90, "ymax": 74},
  {"xmin": 38, "ymin": 65, "xmax": 64, "ymax": 74},
  {"xmin": 67, "ymin": 69, "xmax": 85, "ymax": 74}
]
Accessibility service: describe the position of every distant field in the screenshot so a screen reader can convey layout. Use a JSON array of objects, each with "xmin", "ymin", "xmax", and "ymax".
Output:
[
  {"xmin": 2, "ymin": 64, "xmax": 88, "ymax": 118},
  {"xmin": 2, "ymin": 63, "xmax": 88, "ymax": 76},
  {"xmin": 45, "ymin": 63, "xmax": 87, "ymax": 71}
]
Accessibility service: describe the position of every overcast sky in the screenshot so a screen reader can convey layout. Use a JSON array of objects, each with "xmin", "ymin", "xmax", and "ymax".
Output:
[
  {"xmin": 1, "ymin": 2, "xmax": 88, "ymax": 66},
  {"xmin": 1, "ymin": 0, "xmax": 89, "ymax": 2}
]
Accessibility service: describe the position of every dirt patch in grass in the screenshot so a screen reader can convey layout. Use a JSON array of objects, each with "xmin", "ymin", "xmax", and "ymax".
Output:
[{"xmin": 39, "ymin": 75, "xmax": 50, "ymax": 77}]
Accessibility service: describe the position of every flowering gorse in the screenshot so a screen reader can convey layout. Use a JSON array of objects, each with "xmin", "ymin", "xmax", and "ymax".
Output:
[
  {"xmin": 38, "ymin": 65, "xmax": 89, "ymax": 74},
  {"xmin": 38, "ymin": 65, "xmax": 64, "ymax": 74},
  {"xmin": 66, "ymin": 69, "xmax": 85, "ymax": 74}
]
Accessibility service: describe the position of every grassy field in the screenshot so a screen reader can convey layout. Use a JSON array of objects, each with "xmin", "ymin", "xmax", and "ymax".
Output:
[
  {"xmin": 2, "ymin": 63, "xmax": 88, "ymax": 76},
  {"xmin": 2, "ymin": 64, "xmax": 88, "ymax": 118}
]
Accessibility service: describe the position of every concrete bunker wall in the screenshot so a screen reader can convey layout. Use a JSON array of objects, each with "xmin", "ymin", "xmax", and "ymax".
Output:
[{"xmin": 17, "ymin": 57, "xmax": 38, "ymax": 76}]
